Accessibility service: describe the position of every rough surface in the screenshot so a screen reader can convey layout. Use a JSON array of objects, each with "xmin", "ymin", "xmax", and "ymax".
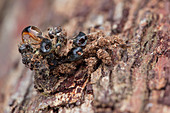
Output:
[
  {"xmin": 0, "ymin": 0, "xmax": 169, "ymax": 113},
  {"xmin": 17, "ymin": 25, "xmax": 123, "ymax": 112}
]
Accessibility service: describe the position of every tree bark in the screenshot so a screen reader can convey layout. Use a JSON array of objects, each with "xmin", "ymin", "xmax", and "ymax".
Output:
[{"xmin": 1, "ymin": 0, "xmax": 169, "ymax": 113}]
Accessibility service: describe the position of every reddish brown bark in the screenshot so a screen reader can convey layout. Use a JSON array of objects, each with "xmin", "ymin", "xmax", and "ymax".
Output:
[{"xmin": 0, "ymin": 0, "xmax": 169, "ymax": 113}]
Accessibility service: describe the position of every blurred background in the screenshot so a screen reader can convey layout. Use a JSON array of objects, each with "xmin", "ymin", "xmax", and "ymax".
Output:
[{"xmin": 0, "ymin": 0, "xmax": 169, "ymax": 112}]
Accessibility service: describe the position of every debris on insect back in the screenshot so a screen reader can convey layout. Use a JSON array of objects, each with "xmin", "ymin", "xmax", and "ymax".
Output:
[{"xmin": 18, "ymin": 26, "xmax": 124, "ymax": 108}]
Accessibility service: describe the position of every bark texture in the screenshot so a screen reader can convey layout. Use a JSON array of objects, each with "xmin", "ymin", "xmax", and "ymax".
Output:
[{"xmin": 0, "ymin": 0, "xmax": 169, "ymax": 113}]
